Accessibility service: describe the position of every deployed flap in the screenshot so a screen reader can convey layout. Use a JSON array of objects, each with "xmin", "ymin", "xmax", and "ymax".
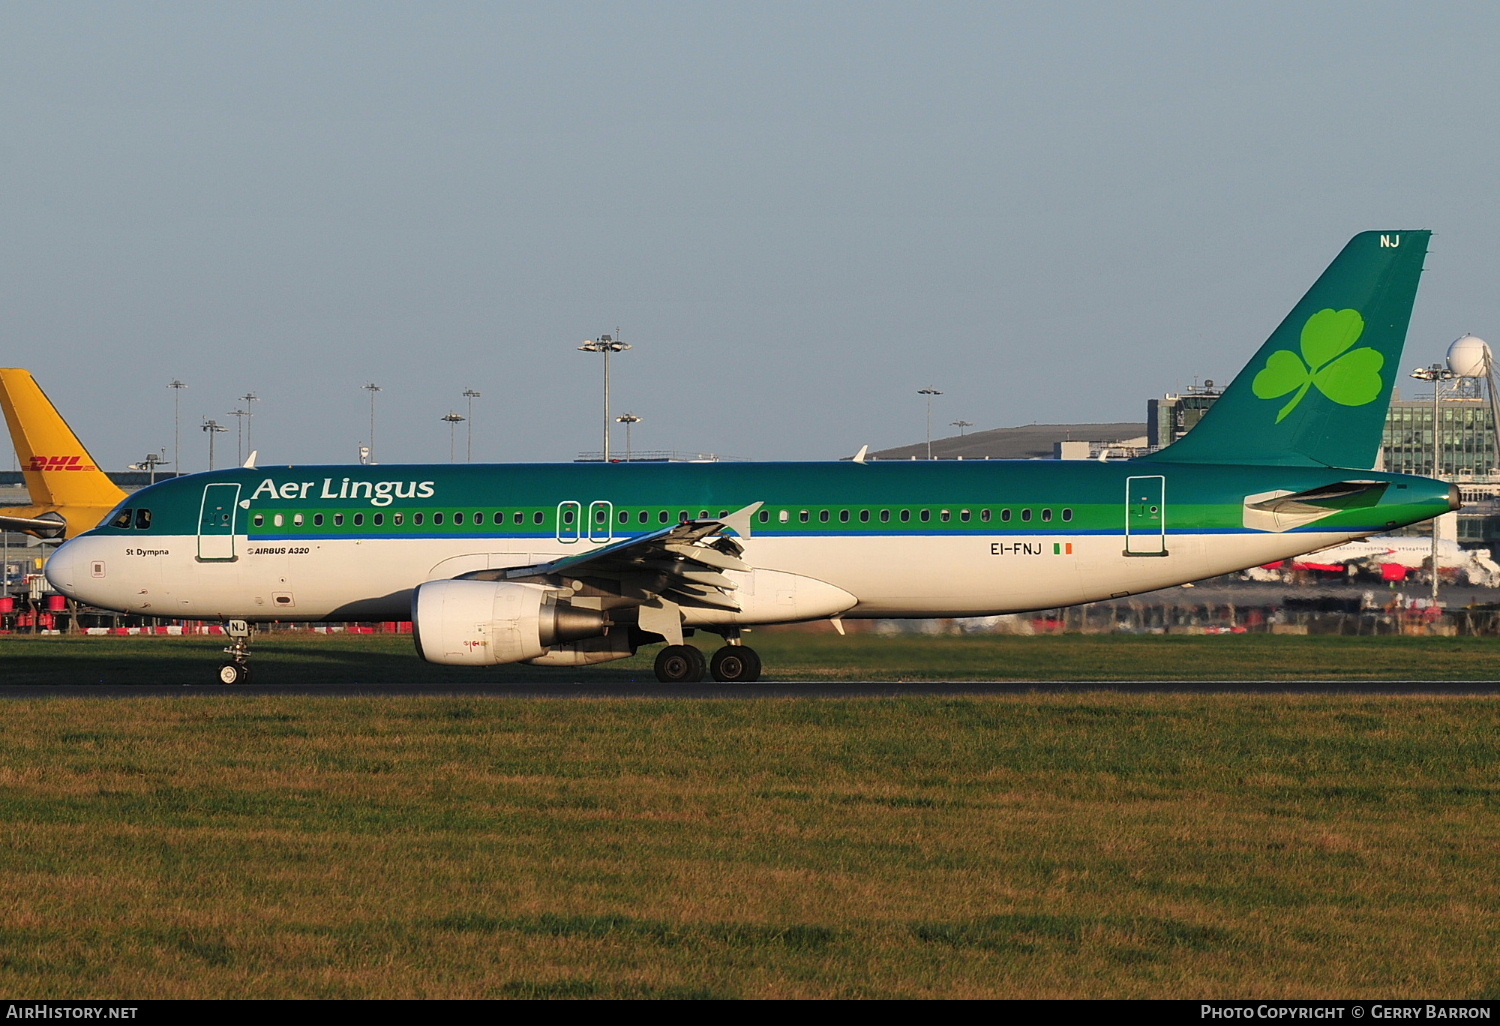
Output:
[{"xmin": 456, "ymin": 502, "xmax": 765, "ymax": 617}]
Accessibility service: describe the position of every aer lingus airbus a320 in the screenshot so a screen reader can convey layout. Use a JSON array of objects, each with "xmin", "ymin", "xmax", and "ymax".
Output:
[{"xmin": 46, "ymin": 230, "xmax": 1457, "ymax": 683}]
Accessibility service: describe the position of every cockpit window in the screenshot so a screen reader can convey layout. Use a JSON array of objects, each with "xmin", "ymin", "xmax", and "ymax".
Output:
[
  {"xmin": 110, "ymin": 508, "xmax": 133, "ymax": 529},
  {"xmin": 134, "ymin": 509, "xmax": 152, "ymax": 530}
]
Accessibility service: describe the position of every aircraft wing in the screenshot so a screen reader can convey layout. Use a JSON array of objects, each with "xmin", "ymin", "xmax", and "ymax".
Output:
[{"xmin": 455, "ymin": 503, "xmax": 764, "ymax": 639}]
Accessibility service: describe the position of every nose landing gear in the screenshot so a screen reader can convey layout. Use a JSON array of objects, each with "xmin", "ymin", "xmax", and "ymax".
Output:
[{"xmin": 218, "ymin": 619, "xmax": 253, "ymax": 685}]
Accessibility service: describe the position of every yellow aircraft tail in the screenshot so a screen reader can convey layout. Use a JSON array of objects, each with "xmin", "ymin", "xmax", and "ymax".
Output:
[{"xmin": 0, "ymin": 368, "xmax": 126, "ymax": 538}]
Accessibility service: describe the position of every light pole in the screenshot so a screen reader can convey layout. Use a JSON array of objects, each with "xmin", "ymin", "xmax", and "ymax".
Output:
[
  {"xmin": 201, "ymin": 419, "xmax": 227, "ymax": 470},
  {"xmin": 1411, "ymin": 362, "xmax": 1457, "ymax": 602},
  {"xmin": 918, "ymin": 387, "xmax": 943, "ymax": 459},
  {"xmin": 228, "ymin": 408, "xmax": 249, "ymax": 465},
  {"xmin": 616, "ymin": 413, "xmax": 641, "ymax": 462},
  {"xmin": 462, "ymin": 389, "xmax": 481, "ymax": 462},
  {"xmin": 363, "ymin": 383, "xmax": 381, "ymax": 464},
  {"xmin": 578, "ymin": 331, "xmax": 631, "ymax": 461},
  {"xmin": 131, "ymin": 452, "xmax": 168, "ymax": 485},
  {"xmin": 951, "ymin": 420, "xmax": 973, "ymax": 437},
  {"xmin": 239, "ymin": 392, "xmax": 259, "ymax": 456},
  {"xmin": 441, "ymin": 412, "xmax": 465, "ymax": 463},
  {"xmin": 168, "ymin": 379, "xmax": 187, "ymax": 474}
]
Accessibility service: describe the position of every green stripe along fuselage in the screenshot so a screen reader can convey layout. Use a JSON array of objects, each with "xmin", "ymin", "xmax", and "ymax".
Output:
[{"xmin": 60, "ymin": 458, "xmax": 1454, "ymax": 622}]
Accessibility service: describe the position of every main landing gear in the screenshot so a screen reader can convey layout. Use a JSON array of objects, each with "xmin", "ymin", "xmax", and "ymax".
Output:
[
  {"xmin": 218, "ymin": 619, "xmax": 253, "ymax": 685},
  {"xmin": 653, "ymin": 640, "xmax": 763, "ymax": 683}
]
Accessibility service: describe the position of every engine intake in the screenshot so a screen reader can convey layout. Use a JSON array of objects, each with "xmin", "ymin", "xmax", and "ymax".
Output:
[{"xmin": 412, "ymin": 580, "xmax": 609, "ymax": 666}]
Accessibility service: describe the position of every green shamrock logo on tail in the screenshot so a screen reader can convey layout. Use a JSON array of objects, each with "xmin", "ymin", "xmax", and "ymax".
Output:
[{"xmin": 1252, "ymin": 308, "xmax": 1384, "ymax": 422}]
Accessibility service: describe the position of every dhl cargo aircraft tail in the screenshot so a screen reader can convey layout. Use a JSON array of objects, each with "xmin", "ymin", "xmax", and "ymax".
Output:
[{"xmin": 0, "ymin": 368, "xmax": 125, "ymax": 539}]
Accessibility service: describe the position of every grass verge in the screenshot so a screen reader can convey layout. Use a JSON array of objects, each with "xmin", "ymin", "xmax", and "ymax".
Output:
[{"xmin": 0, "ymin": 692, "xmax": 1496, "ymax": 997}]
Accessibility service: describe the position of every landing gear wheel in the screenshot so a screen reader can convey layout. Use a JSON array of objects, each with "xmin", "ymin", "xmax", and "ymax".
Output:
[
  {"xmin": 654, "ymin": 645, "xmax": 707, "ymax": 683},
  {"xmin": 710, "ymin": 646, "xmax": 762, "ymax": 683},
  {"xmin": 218, "ymin": 662, "xmax": 249, "ymax": 685}
]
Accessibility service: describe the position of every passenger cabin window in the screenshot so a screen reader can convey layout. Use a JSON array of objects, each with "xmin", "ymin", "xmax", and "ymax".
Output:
[
  {"xmin": 840, "ymin": 510, "xmax": 851, "ymax": 523},
  {"xmin": 414, "ymin": 512, "xmax": 424, "ymax": 525},
  {"xmin": 433, "ymin": 512, "xmax": 444, "ymax": 525},
  {"xmin": 454, "ymin": 512, "xmax": 465, "ymax": 525},
  {"xmin": 392, "ymin": 513, "xmax": 402, "ymax": 526},
  {"xmin": 1062, "ymin": 509, "xmax": 1074, "ymax": 522},
  {"xmin": 273, "ymin": 514, "xmax": 285, "ymax": 528},
  {"xmin": 1021, "ymin": 509, "xmax": 1032, "ymax": 522},
  {"xmin": 294, "ymin": 514, "xmax": 305, "ymax": 527},
  {"xmin": 334, "ymin": 513, "xmax": 345, "ymax": 527},
  {"xmin": 533, "ymin": 512, "xmax": 543, "ymax": 525},
  {"xmin": 859, "ymin": 509, "xmax": 871, "ymax": 523},
  {"xmin": 252, "ymin": 514, "xmax": 264, "ymax": 528},
  {"xmin": 919, "ymin": 509, "xmax": 931, "ymax": 523},
  {"xmin": 353, "ymin": 513, "xmax": 364, "ymax": 526},
  {"xmin": 1041, "ymin": 509, "xmax": 1053, "ymax": 522},
  {"xmin": 313, "ymin": 514, "xmax": 325, "ymax": 527},
  {"xmin": 980, "ymin": 509, "xmax": 991, "ymax": 522}
]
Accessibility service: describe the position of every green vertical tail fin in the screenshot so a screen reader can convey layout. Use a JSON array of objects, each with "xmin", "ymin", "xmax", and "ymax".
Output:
[{"xmin": 1143, "ymin": 230, "xmax": 1430, "ymax": 468}]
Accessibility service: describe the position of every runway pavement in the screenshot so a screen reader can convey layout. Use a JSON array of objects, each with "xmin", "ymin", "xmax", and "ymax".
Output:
[{"xmin": 4, "ymin": 679, "xmax": 1500, "ymax": 698}]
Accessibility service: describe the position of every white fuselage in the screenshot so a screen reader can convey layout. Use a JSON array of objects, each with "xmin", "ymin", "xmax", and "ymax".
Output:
[{"xmin": 48, "ymin": 526, "xmax": 1361, "ymax": 624}]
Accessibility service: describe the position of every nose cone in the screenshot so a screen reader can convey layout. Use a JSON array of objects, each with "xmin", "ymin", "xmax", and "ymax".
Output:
[
  {"xmin": 44, "ymin": 535, "xmax": 96, "ymax": 599},
  {"xmin": 43, "ymin": 537, "xmax": 84, "ymax": 594}
]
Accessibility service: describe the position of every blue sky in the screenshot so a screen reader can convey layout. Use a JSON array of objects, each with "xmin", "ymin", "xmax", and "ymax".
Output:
[{"xmin": 4, "ymin": 1, "xmax": 1498, "ymax": 471}]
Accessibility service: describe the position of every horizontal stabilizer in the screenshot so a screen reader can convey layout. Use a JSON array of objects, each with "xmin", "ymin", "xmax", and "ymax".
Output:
[
  {"xmin": 0, "ymin": 512, "xmax": 66, "ymax": 538},
  {"xmin": 1243, "ymin": 481, "xmax": 1388, "ymax": 533}
]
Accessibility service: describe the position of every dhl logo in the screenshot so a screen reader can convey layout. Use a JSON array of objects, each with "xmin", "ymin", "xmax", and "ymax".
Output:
[{"xmin": 27, "ymin": 455, "xmax": 96, "ymax": 472}]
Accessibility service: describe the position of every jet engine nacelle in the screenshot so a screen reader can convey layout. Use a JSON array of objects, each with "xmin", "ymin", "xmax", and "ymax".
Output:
[{"xmin": 412, "ymin": 579, "xmax": 610, "ymax": 666}]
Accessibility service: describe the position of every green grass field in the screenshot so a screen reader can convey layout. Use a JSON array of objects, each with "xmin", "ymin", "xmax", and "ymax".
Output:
[{"xmin": 0, "ymin": 633, "xmax": 1496, "ymax": 998}]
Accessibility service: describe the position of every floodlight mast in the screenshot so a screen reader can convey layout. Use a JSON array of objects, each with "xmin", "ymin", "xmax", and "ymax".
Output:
[
  {"xmin": 578, "ymin": 331, "xmax": 631, "ymax": 461},
  {"xmin": 616, "ymin": 412, "xmax": 641, "ymax": 462},
  {"xmin": 918, "ymin": 388, "xmax": 943, "ymax": 460},
  {"xmin": 201, "ymin": 418, "xmax": 228, "ymax": 470},
  {"xmin": 168, "ymin": 380, "xmax": 187, "ymax": 474},
  {"xmin": 363, "ymin": 383, "xmax": 381, "ymax": 464},
  {"xmin": 441, "ymin": 411, "xmax": 466, "ymax": 463},
  {"xmin": 462, "ymin": 389, "xmax": 482, "ymax": 462},
  {"xmin": 1411, "ymin": 362, "xmax": 1457, "ymax": 603}
]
